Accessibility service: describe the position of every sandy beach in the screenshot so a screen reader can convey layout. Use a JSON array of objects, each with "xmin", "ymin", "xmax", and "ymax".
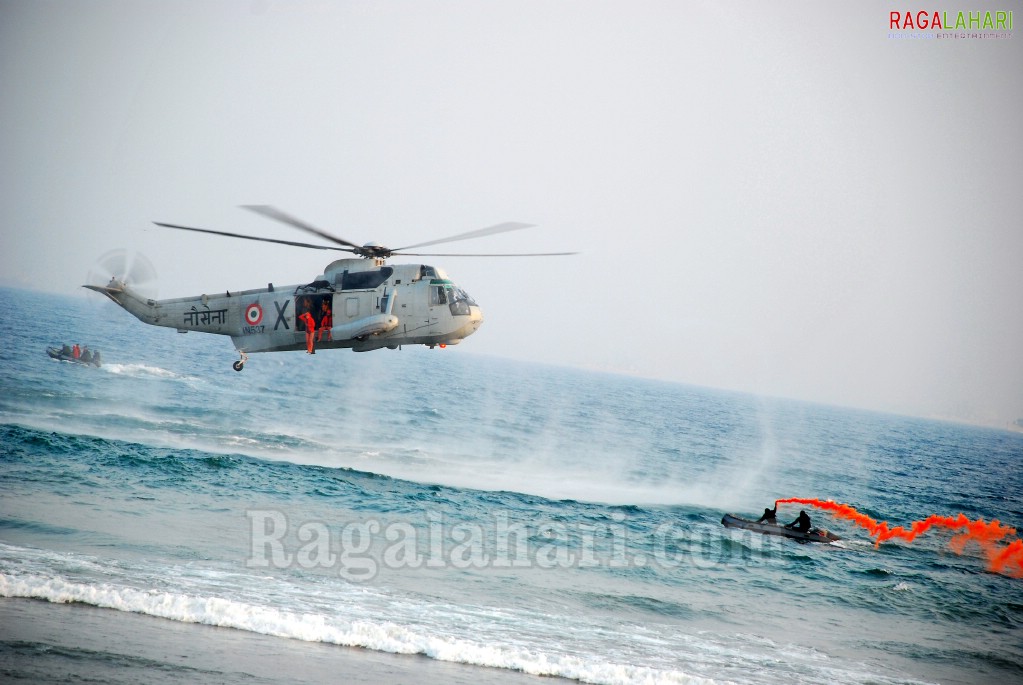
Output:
[{"xmin": 0, "ymin": 598, "xmax": 575, "ymax": 685}]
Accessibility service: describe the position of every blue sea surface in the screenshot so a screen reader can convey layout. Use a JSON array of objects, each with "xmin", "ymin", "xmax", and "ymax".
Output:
[{"xmin": 1, "ymin": 287, "xmax": 1022, "ymax": 684}]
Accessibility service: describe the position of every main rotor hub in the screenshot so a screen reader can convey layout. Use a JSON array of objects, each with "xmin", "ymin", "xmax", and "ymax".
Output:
[{"xmin": 357, "ymin": 242, "xmax": 393, "ymax": 259}]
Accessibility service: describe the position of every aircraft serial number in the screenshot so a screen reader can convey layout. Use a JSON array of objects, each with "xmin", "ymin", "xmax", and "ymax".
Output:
[{"xmin": 243, "ymin": 325, "xmax": 265, "ymax": 335}]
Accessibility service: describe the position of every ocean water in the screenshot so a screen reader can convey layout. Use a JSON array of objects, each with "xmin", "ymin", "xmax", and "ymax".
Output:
[{"xmin": 1, "ymin": 286, "xmax": 1021, "ymax": 684}]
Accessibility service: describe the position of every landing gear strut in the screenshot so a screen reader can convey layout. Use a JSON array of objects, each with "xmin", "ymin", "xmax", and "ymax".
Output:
[{"xmin": 233, "ymin": 351, "xmax": 248, "ymax": 372}]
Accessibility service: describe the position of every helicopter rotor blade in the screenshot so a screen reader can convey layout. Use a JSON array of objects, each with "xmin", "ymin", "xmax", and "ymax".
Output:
[
  {"xmin": 124, "ymin": 251, "xmax": 158, "ymax": 290},
  {"xmin": 153, "ymin": 222, "xmax": 356, "ymax": 253},
  {"xmin": 240, "ymin": 205, "xmax": 364, "ymax": 251},
  {"xmin": 156, "ymin": 209, "xmax": 574, "ymax": 260},
  {"xmin": 395, "ymin": 222, "xmax": 536, "ymax": 252},
  {"xmin": 392, "ymin": 251, "xmax": 579, "ymax": 257}
]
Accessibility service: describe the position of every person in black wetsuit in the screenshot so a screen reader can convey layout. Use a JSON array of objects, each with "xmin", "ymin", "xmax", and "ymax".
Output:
[
  {"xmin": 785, "ymin": 510, "xmax": 812, "ymax": 533},
  {"xmin": 756, "ymin": 506, "xmax": 777, "ymax": 523}
]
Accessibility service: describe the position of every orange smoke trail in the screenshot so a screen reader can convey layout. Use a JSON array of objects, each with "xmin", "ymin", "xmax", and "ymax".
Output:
[{"xmin": 775, "ymin": 497, "xmax": 1023, "ymax": 579}]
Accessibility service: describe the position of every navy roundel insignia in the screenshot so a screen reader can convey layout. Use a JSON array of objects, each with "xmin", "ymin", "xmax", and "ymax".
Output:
[{"xmin": 245, "ymin": 303, "xmax": 263, "ymax": 325}]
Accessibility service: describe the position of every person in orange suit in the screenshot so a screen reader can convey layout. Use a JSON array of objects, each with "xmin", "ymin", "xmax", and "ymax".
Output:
[
  {"xmin": 298, "ymin": 311, "xmax": 317, "ymax": 354},
  {"xmin": 317, "ymin": 299, "xmax": 333, "ymax": 342}
]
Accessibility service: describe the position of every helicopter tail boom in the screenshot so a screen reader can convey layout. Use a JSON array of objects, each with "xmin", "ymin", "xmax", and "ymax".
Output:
[
  {"xmin": 83, "ymin": 282, "xmax": 161, "ymax": 325},
  {"xmin": 83, "ymin": 282, "xmax": 238, "ymax": 336}
]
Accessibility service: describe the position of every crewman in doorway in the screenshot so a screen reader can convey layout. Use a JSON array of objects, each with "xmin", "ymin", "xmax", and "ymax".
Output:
[
  {"xmin": 298, "ymin": 311, "xmax": 317, "ymax": 354},
  {"xmin": 317, "ymin": 299, "xmax": 333, "ymax": 342}
]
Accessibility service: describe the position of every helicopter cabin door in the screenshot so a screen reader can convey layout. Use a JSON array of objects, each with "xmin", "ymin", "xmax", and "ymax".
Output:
[
  {"xmin": 294, "ymin": 294, "xmax": 334, "ymax": 347},
  {"xmin": 426, "ymin": 282, "xmax": 448, "ymax": 335}
]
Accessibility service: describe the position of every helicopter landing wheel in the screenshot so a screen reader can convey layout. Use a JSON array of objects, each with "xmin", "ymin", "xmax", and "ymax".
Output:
[{"xmin": 233, "ymin": 360, "xmax": 245, "ymax": 372}]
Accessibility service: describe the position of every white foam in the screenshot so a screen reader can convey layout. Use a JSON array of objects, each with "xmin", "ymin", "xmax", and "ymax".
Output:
[
  {"xmin": 0, "ymin": 571, "xmax": 720, "ymax": 685},
  {"xmin": 101, "ymin": 362, "xmax": 199, "ymax": 382}
]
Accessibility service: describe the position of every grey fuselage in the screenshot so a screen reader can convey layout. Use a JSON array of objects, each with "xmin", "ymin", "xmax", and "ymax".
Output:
[{"xmin": 86, "ymin": 259, "xmax": 484, "ymax": 353}]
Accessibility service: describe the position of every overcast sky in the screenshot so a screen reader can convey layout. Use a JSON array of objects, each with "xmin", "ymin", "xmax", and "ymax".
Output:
[{"xmin": 2, "ymin": 1, "xmax": 1021, "ymax": 427}]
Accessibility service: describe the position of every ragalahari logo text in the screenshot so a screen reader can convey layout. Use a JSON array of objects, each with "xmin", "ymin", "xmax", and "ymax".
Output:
[{"xmin": 889, "ymin": 8, "xmax": 1014, "ymax": 40}]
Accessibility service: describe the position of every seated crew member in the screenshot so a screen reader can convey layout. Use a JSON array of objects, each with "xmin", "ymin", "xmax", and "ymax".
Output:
[
  {"xmin": 317, "ymin": 300, "xmax": 333, "ymax": 342},
  {"xmin": 785, "ymin": 510, "xmax": 812, "ymax": 533},
  {"xmin": 756, "ymin": 506, "xmax": 778, "ymax": 523}
]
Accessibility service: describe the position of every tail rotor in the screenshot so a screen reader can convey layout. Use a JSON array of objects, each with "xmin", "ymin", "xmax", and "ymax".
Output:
[{"xmin": 85, "ymin": 249, "xmax": 159, "ymax": 303}]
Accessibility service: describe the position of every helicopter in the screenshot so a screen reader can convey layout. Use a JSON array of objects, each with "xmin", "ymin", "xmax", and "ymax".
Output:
[{"xmin": 85, "ymin": 205, "xmax": 574, "ymax": 371}]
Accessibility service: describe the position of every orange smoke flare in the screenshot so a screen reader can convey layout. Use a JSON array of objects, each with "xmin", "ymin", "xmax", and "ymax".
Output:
[{"xmin": 775, "ymin": 497, "xmax": 1023, "ymax": 579}]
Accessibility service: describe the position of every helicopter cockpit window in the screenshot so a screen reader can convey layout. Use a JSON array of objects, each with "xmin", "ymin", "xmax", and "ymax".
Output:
[
  {"xmin": 430, "ymin": 285, "xmax": 475, "ymax": 316},
  {"xmin": 341, "ymin": 267, "xmax": 393, "ymax": 291},
  {"xmin": 430, "ymin": 285, "xmax": 447, "ymax": 306},
  {"xmin": 448, "ymin": 287, "xmax": 475, "ymax": 316},
  {"xmin": 420, "ymin": 265, "xmax": 438, "ymax": 280}
]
